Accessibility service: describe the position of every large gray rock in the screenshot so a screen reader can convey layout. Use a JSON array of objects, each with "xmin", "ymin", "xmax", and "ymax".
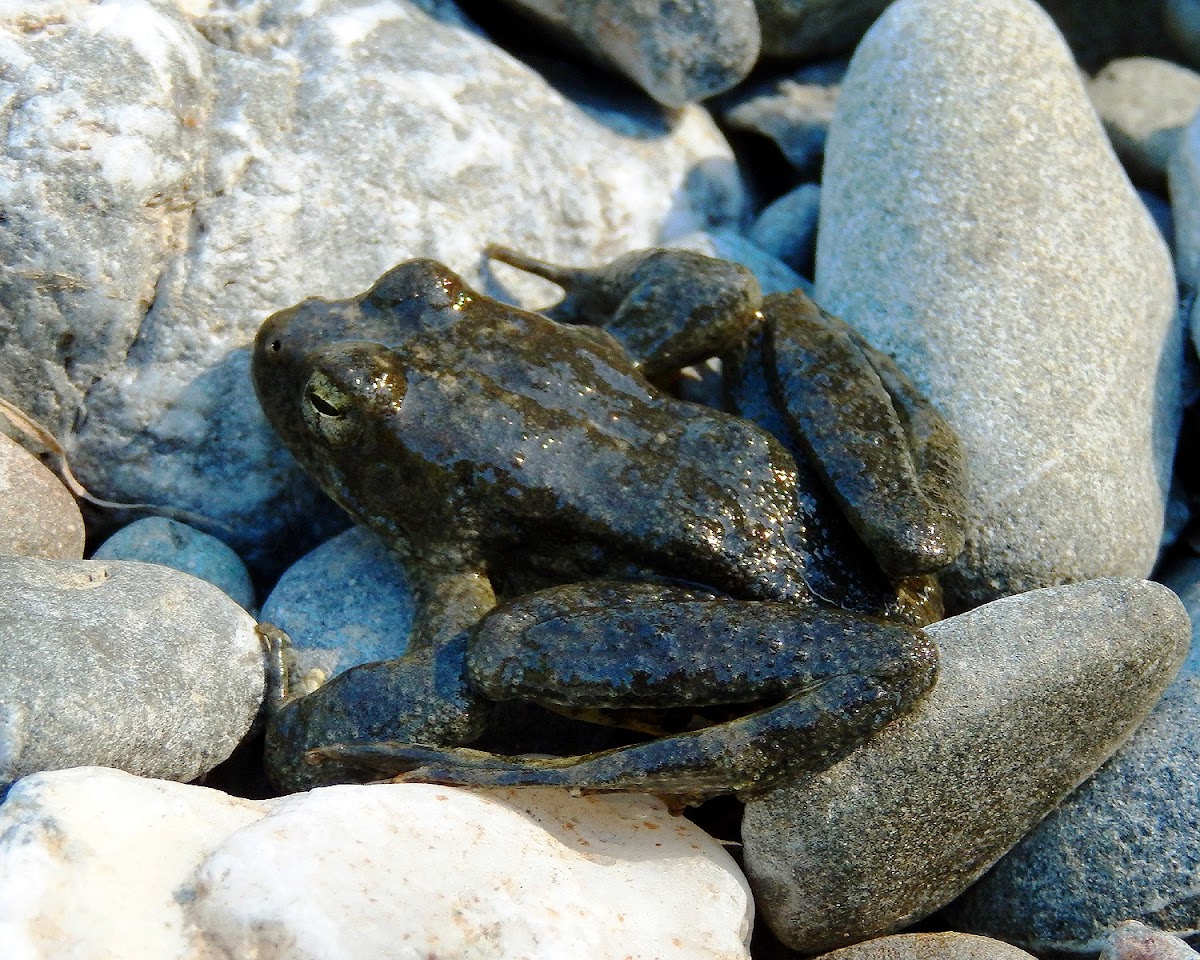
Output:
[
  {"xmin": 494, "ymin": 0, "xmax": 760, "ymax": 107},
  {"xmin": 0, "ymin": 0, "xmax": 747, "ymax": 565},
  {"xmin": 815, "ymin": 0, "xmax": 1181, "ymax": 608},
  {"xmin": 742, "ymin": 578, "xmax": 1190, "ymax": 955},
  {"xmin": 0, "ymin": 555, "xmax": 265, "ymax": 787},
  {"xmin": 941, "ymin": 558, "xmax": 1200, "ymax": 955}
]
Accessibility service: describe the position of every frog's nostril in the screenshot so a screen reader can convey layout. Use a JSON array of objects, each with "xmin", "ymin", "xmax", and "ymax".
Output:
[{"xmin": 271, "ymin": 339, "xmax": 282, "ymax": 353}]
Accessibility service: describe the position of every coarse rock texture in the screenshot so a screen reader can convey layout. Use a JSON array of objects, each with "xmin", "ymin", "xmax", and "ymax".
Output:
[
  {"xmin": 815, "ymin": 0, "xmax": 1181, "ymax": 608},
  {"xmin": 0, "ymin": 432, "xmax": 84, "ymax": 560},
  {"xmin": 0, "ymin": 555, "xmax": 265, "ymax": 787},
  {"xmin": 751, "ymin": 0, "xmax": 1176, "ymax": 67},
  {"xmin": 813, "ymin": 932, "xmax": 1041, "ymax": 960},
  {"xmin": 260, "ymin": 525, "xmax": 415, "ymax": 692},
  {"xmin": 0, "ymin": 0, "xmax": 748, "ymax": 569},
  {"xmin": 720, "ymin": 61, "xmax": 845, "ymax": 179},
  {"xmin": 93, "ymin": 516, "xmax": 256, "ymax": 610},
  {"xmin": 492, "ymin": 0, "xmax": 760, "ymax": 107},
  {"xmin": 742, "ymin": 578, "xmax": 1191, "ymax": 955},
  {"xmin": 1100, "ymin": 922, "xmax": 1200, "ymax": 960},
  {"xmin": 0, "ymin": 767, "xmax": 269, "ymax": 959},
  {"xmin": 1088, "ymin": 57, "xmax": 1200, "ymax": 190},
  {"xmin": 941, "ymin": 559, "xmax": 1200, "ymax": 955},
  {"xmin": 0, "ymin": 769, "xmax": 753, "ymax": 960}
]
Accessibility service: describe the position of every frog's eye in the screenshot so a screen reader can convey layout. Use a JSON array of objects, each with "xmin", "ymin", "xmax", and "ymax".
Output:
[{"xmin": 302, "ymin": 370, "xmax": 364, "ymax": 447}]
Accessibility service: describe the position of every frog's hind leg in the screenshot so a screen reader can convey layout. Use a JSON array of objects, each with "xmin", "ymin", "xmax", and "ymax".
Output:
[
  {"xmin": 750, "ymin": 289, "xmax": 968, "ymax": 579},
  {"xmin": 305, "ymin": 580, "xmax": 938, "ymax": 797}
]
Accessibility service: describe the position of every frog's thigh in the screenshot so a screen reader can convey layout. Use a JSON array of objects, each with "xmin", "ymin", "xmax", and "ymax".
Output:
[{"xmin": 467, "ymin": 580, "xmax": 933, "ymax": 711}]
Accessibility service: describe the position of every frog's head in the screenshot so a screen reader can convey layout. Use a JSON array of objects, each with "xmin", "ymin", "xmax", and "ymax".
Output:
[{"xmin": 253, "ymin": 259, "xmax": 478, "ymax": 540}]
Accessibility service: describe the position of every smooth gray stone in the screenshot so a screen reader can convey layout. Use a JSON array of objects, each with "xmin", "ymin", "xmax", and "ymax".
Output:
[
  {"xmin": 1088, "ymin": 58, "xmax": 1200, "ymax": 191},
  {"xmin": 1169, "ymin": 112, "xmax": 1200, "ymax": 295},
  {"xmin": 0, "ymin": 0, "xmax": 747, "ymax": 568},
  {"xmin": 749, "ymin": 183, "xmax": 821, "ymax": 276},
  {"xmin": 815, "ymin": 0, "xmax": 1181, "ymax": 608},
  {"xmin": 742, "ymin": 578, "xmax": 1191, "ymax": 955},
  {"xmin": 941, "ymin": 559, "xmax": 1200, "ymax": 956},
  {"xmin": 0, "ymin": 556, "xmax": 265, "ymax": 787},
  {"xmin": 260, "ymin": 525, "xmax": 414, "ymax": 694},
  {"xmin": 495, "ymin": 0, "xmax": 760, "ymax": 107},
  {"xmin": 814, "ymin": 932, "xmax": 1040, "ymax": 960},
  {"xmin": 0, "ymin": 433, "xmax": 83, "ymax": 561},
  {"xmin": 721, "ymin": 62, "xmax": 845, "ymax": 178},
  {"xmin": 1168, "ymin": 0, "xmax": 1200, "ymax": 69},
  {"xmin": 93, "ymin": 517, "xmax": 255, "ymax": 610}
]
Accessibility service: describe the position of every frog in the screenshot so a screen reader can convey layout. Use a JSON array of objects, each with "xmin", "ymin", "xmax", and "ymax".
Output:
[{"xmin": 252, "ymin": 245, "xmax": 968, "ymax": 798}]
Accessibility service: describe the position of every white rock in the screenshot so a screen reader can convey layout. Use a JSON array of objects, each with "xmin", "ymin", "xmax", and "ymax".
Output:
[
  {"xmin": 0, "ymin": 769, "xmax": 752, "ymax": 960},
  {"xmin": 0, "ymin": 767, "xmax": 268, "ymax": 960}
]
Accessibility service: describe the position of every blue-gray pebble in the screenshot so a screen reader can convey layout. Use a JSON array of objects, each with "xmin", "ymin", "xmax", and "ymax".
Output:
[{"xmin": 94, "ymin": 517, "xmax": 255, "ymax": 610}]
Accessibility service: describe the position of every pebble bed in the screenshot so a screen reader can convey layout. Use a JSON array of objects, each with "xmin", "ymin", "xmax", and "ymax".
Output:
[{"xmin": 1, "ymin": 0, "xmax": 1199, "ymax": 957}]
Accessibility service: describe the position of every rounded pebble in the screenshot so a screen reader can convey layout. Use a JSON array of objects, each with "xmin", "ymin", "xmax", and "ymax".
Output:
[
  {"xmin": 93, "ymin": 516, "xmax": 255, "ymax": 610},
  {"xmin": 0, "ymin": 433, "xmax": 84, "ymax": 561},
  {"xmin": 0, "ymin": 556, "xmax": 265, "ymax": 787}
]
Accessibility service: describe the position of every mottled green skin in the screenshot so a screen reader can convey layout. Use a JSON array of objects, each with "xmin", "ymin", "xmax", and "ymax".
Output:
[{"xmin": 253, "ymin": 250, "xmax": 965, "ymax": 796}]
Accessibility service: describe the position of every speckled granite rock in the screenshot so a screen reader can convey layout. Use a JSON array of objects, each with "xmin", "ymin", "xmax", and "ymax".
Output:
[
  {"xmin": 941, "ymin": 559, "xmax": 1200, "ymax": 955},
  {"xmin": 0, "ymin": 433, "xmax": 83, "ymax": 560},
  {"xmin": 260, "ymin": 525, "xmax": 414, "ymax": 693},
  {"xmin": 93, "ymin": 516, "xmax": 255, "ymax": 610},
  {"xmin": 743, "ymin": 578, "xmax": 1190, "ymax": 955},
  {"xmin": 1100, "ymin": 922, "xmax": 1200, "ymax": 960},
  {"xmin": 0, "ymin": 767, "xmax": 268, "ymax": 959},
  {"xmin": 0, "ymin": 556, "xmax": 265, "ymax": 786},
  {"xmin": 0, "ymin": 769, "xmax": 752, "ymax": 959},
  {"xmin": 1088, "ymin": 58, "xmax": 1200, "ymax": 190},
  {"xmin": 494, "ymin": 0, "xmax": 759, "ymax": 107},
  {"xmin": 0, "ymin": 0, "xmax": 747, "ymax": 567},
  {"xmin": 813, "ymin": 932, "xmax": 1040, "ymax": 960},
  {"xmin": 816, "ymin": 0, "xmax": 1181, "ymax": 608}
]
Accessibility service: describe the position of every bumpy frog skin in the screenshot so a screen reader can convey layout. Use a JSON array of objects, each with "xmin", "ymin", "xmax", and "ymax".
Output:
[{"xmin": 253, "ymin": 248, "xmax": 967, "ymax": 797}]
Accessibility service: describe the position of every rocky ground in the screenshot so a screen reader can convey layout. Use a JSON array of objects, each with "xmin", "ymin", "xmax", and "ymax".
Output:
[{"xmin": 1, "ymin": 0, "xmax": 1199, "ymax": 957}]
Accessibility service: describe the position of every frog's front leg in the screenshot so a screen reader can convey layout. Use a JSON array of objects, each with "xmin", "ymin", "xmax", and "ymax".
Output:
[
  {"xmin": 304, "ymin": 581, "xmax": 938, "ymax": 798},
  {"xmin": 264, "ymin": 567, "xmax": 497, "ymax": 792}
]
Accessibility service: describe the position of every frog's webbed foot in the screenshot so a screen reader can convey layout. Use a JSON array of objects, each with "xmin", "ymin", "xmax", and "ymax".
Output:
[
  {"xmin": 485, "ymin": 244, "xmax": 761, "ymax": 382},
  {"xmin": 301, "ymin": 581, "xmax": 938, "ymax": 798},
  {"xmin": 739, "ymin": 289, "xmax": 968, "ymax": 580},
  {"xmin": 265, "ymin": 567, "xmax": 498, "ymax": 793}
]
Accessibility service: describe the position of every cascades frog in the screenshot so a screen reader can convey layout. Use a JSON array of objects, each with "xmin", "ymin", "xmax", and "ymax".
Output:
[{"xmin": 253, "ymin": 246, "xmax": 968, "ymax": 798}]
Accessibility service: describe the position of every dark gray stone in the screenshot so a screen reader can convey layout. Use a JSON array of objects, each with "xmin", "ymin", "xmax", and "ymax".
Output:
[
  {"xmin": 815, "ymin": 0, "xmax": 1181, "ymax": 608},
  {"xmin": 1088, "ymin": 58, "xmax": 1200, "ymax": 191},
  {"xmin": 752, "ymin": 0, "xmax": 890, "ymax": 60},
  {"xmin": 941, "ymin": 559, "xmax": 1200, "ymax": 956},
  {"xmin": 494, "ymin": 0, "xmax": 760, "ymax": 107},
  {"xmin": 93, "ymin": 517, "xmax": 255, "ymax": 611},
  {"xmin": 743, "ymin": 578, "xmax": 1191, "ymax": 955},
  {"xmin": 0, "ymin": 555, "xmax": 265, "ymax": 787},
  {"xmin": 260, "ymin": 525, "xmax": 414, "ymax": 696}
]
